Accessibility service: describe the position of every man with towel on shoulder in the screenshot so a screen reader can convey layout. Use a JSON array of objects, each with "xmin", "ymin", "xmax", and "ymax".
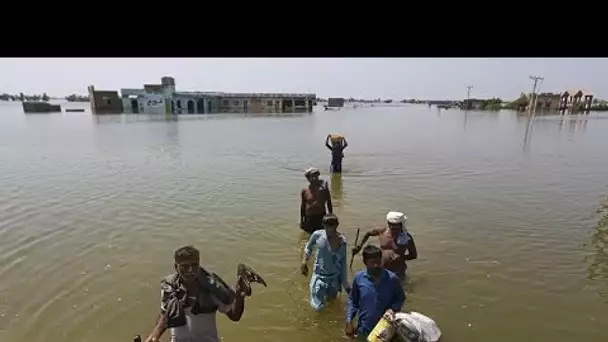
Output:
[
  {"xmin": 352, "ymin": 211, "xmax": 418, "ymax": 280},
  {"xmin": 300, "ymin": 167, "xmax": 333, "ymax": 234}
]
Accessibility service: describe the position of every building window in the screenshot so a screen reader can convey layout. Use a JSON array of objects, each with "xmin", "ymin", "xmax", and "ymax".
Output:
[
  {"xmin": 233, "ymin": 100, "xmax": 240, "ymax": 105},
  {"xmin": 177, "ymin": 100, "xmax": 182, "ymax": 108},
  {"xmin": 267, "ymin": 100, "xmax": 273, "ymax": 106},
  {"xmin": 223, "ymin": 100, "xmax": 229, "ymax": 106}
]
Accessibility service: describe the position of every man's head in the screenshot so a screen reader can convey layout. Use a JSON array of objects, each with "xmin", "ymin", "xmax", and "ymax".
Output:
[
  {"xmin": 386, "ymin": 211, "xmax": 407, "ymax": 234},
  {"xmin": 322, "ymin": 213, "xmax": 339, "ymax": 237},
  {"xmin": 304, "ymin": 167, "xmax": 321, "ymax": 185},
  {"xmin": 362, "ymin": 245, "xmax": 383, "ymax": 277},
  {"xmin": 174, "ymin": 245, "xmax": 200, "ymax": 283}
]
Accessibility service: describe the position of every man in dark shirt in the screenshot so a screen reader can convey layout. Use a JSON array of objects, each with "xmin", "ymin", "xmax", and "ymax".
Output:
[
  {"xmin": 345, "ymin": 245, "xmax": 405, "ymax": 340},
  {"xmin": 325, "ymin": 135, "xmax": 348, "ymax": 173}
]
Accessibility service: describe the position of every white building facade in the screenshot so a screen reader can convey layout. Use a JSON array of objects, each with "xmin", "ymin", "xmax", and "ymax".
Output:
[{"xmin": 119, "ymin": 77, "xmax": 316, "ymax": 115}]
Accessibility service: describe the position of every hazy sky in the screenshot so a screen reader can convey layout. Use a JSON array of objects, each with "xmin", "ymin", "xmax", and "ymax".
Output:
[{"xmin": 1, "ymin": 58, "xmax": 607, "ymax": 100}]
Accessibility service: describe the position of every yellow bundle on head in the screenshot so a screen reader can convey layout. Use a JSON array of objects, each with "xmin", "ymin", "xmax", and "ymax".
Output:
[{"xmin": 329, "ymin": 134, "xmax": 345, "ymax": 143}]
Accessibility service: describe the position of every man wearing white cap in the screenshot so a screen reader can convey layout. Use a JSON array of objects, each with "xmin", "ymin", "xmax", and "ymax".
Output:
[
  {"xmin": 300, "ymin": 167, "xmax": 333, "ymax": 234},
  {"xmin": 351, "ymin": 211, "xmax": 418, "ymax": 279}
]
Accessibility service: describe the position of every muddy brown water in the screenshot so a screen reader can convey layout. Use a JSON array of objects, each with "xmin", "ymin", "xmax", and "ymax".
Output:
[{"xmin": 0, "ymin": 102, "xmax": 607, "ymax": 342}]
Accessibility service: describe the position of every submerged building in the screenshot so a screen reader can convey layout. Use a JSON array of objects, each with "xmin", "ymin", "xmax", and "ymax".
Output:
[
  {"xmin": 512, "ymin": 89, "xmax": 593, "ymax": 114},
  {"xmin": 89, "ymin": 76, "xmax": 316, "ymax": 115}
]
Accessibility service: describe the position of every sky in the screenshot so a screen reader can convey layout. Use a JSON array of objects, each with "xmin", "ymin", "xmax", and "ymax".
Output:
[{"xmin": 1, "ymin": 58, "xmax": 608, "ymax": 100}]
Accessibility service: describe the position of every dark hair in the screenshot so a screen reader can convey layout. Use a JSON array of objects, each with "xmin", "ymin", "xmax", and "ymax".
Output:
[
  {"xmin": 322, "ymin": 213, "xmax": 339, "ymax": 226},
  {"xmin": 174, "ymin": 245, "xmax": 200, "ymax": 263},
  {"xmin": 362, "ymin": 245, "xmax": 382, "ymax": 261}
]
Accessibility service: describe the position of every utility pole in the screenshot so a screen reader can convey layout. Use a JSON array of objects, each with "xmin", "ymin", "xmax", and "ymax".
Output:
[
  {"xmin": 528, "ymin": 76, "xmax": 544, "ymax": 116},
  {"xmin": 464, "ymin": 85, "xmax": 473, "ymax": 111}
]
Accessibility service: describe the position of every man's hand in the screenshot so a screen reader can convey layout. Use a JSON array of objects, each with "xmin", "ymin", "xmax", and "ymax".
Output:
[
  {"xmin": 300, "ymin": 263, "xmax": 308, "ymax": 276},
  {"xmin": 344, "ymin": 285, "xmax": 351, "ymax": 294},
  {"xmin": 300, "ymin": 221, "xmax": 305, "ymax": 229},
  {"xmin": 344, "ymin": 322, "xmax": 356, "ymax": 338},
  {"xmin": 235, "ymin": 277, "xmax": 250, "ymax": 297},
  {"xmin": 144, "ymin": 336, "xmax": 159, "ymax": 342},
  {"xmin": 383, "ymin": 309, "xmax": 395, "ymax": 320},
  {"xmin": 351, "ymin": 244, "xmax": 362, "ymax": 255}
]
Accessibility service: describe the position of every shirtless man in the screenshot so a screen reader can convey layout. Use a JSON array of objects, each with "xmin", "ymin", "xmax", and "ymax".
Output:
[
  {"xmin": 351, "ymin": 211, "xmax": 418, "ymax": 280},
  {"xmin": 300, "ymin": 167, "xmax": 333, "ymax": 234}
]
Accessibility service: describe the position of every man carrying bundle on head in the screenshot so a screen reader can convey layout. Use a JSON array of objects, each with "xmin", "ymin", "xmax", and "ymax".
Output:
[{"xmin": 326, "ymin": 134, "xmax": 348, "ymax": 173}]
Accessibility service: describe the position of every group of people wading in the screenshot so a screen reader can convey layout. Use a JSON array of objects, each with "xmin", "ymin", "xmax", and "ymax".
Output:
[
  {"xmin": 300, "ymin": 163, "xmax": 418, "ymax": 340},
  {"xmin": 142, "ymin": 135, "xmax": 418, "ymax": 342}
]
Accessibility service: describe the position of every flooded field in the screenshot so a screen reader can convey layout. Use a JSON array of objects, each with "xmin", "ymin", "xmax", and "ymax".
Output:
[{"xmin": 0, "ymin": 102, "xmax": 607, "ymax": 342}]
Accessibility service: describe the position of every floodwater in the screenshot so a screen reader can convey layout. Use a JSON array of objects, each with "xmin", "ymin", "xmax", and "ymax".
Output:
[{"xmin": 0, "ymin": 101, "xmax": 607, "ymax": 342}]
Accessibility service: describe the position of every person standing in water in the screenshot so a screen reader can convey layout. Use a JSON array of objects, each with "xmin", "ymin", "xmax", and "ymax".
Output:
[
  {"xmin": 345, "ymin": 245, "xmax": 405, "ymax": 340},
  {"xmin": 144, "ymin": 246, "xmax": 247, "ymax": 342},
  {"xmin": 326, "ymin": 135, "xmax": 348, "ymax": 173},
  {"xmin": 301, "ymin": 213, "xmax": 351, "ymax": 311},
  {"xmin": 351, "ymin": 211, "xmax": 418, "ymax": 280},
  {"xmin": 300, "ymin": 167, "xmax": 333, "ymax": 234}
]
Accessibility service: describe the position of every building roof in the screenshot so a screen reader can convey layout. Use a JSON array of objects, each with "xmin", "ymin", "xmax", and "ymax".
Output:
[{"xmin": 561, "ymin": 89, "xmax": 593, "ymax": 97}]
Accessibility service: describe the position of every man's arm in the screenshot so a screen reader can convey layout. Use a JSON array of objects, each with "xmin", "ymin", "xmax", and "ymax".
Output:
[
  {"xmin": 340, "ymin": 241, "xmax": 350, "ymax": 292},
  {"xmin": 325, "ymin": 187, "xmax": 333, "ymax": 214},
  {"xmin": 353, "ymin": 227, "xmax": 383, "ymax": 253},
  {"xmin": 144, "ymin": 289, "xmax": 169, "ymax": 342},
  {"xmin": 300, "ymin": 189, "xmax": 307, "ymax": 225},
  {"xmin": 404, "ymin": 233, "xmax": 418, "ymax": 261},
  {"xmin": 325, "ymin": 135, "xmax": 333, "ymax": 150},
  {"xmin": 389, "ymin": 277, "xmax": 406, "ymax": 312},
  {"xmin": 145, "ymin": 312, "xmax": 167, "ymax": 342},
  {"xmin": 346, "ymin": 276, "xmax": 360, "ymax": 324},
  {"xmin": 342, "ymin": 139, "xmax": 348, "ymax": 149},
  {"xmin": 223, "ymin": 290, "xmax": 246, "ymax": 322},
  {"xmin": 303, "ymin": 231, "xmax": 320, "ymax": 263}
]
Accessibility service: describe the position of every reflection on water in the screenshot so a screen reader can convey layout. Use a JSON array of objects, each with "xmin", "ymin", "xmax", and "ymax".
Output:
[
  {"xmin": 329, "ymin": 173, "xmax": 344, "ymax": 207},
  {"xmin": 587, "ymin": 196, "xmax": 608, "ymax": 301}
]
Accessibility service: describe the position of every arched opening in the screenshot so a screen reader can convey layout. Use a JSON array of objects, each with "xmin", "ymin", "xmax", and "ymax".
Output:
[
  {"xmin": 196, "ymin": 99, "xmax": 205, "ymax": 113},
  {"xmin": 171, "ymin": 100, "xmax": 175, "ymax": 113},
  {"xmin": 208, "ymin": 101, "xmax": 213, "ymax": 113},
  {"xmin": 187, "ymin": 100, "xmax": 195, "ymax": 114}
]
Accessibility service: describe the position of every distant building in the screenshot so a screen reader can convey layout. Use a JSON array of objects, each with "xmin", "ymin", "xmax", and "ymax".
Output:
[
  {"xmin": 87, "ymin": 86, "xmax": 123, "ymax": 114},
  {"xmin": 461, "ymin": 98, "xmax": 486, "ymax": 110},
  {"xmin": 327, "ymin": 98, "xmax": 345, "ymax": 108},
  {"xmin": 529, "ymin": 89, "xmax": 593, "ymax": 114},
  {"xmin": 560, "ymin": 89, "xmax": 593, "ymax": 114},
  {"xmin": 90, "ymin": 76, "xmax": 316, "ymax": 115},
  {"xmin": 533, "ymin": 93, "xmax": 562, "ymax": 112}
]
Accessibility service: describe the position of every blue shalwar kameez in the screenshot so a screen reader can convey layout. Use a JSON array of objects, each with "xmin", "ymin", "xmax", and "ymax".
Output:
[{"xmin": 304, "ymin": 230, "xmax": 348, "ymax": 311}]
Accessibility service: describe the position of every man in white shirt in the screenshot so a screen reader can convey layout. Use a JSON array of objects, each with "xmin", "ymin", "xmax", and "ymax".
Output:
[{"xmin": 144, "ymin": 246, "xmax": 246, "ymax": 342}]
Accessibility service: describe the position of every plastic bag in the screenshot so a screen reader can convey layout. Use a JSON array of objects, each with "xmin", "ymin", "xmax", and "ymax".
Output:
[{"xmin": 394, "ymin": 312, "xmax": 441, "ymax": 342}]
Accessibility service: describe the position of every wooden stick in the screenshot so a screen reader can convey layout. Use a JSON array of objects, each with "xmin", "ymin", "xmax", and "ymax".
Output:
[{"xmin": 349, "ymin": 228, "xmax": 360, "ymax": 269}]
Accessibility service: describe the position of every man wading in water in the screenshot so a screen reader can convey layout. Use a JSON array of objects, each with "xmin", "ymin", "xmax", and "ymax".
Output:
[
  {"xmin": 325, "ymin": 135, "xmax": 348, "ymax": 173},
  {"xmin": 352, "ymin": 211, "xmax": 418, "ymax": 280},
  {"xmin": 300, "ymin": 167, "xmax": 333, "ymax": 234},
  {"xmin": 144, "ymin": 246, "xmax": 247, "ymax": 342},
  {"xmin": 301, "ymin": 213, "xmax": 351, "ymax": 311}
]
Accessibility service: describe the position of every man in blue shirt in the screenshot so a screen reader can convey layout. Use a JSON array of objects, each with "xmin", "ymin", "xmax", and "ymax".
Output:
[
  {"xmin": 345, "ymin": 245, "xmax": 405, "ymax": 340},
  {"xmin": 301, "ymin": 213, "xmax": 351, "ymax": 311}
]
